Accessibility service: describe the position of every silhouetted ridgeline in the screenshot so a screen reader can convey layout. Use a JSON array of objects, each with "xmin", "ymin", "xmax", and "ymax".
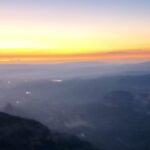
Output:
[{"xmin": 0, "ymin": 112, "xmax": 98, "ymax": 150}]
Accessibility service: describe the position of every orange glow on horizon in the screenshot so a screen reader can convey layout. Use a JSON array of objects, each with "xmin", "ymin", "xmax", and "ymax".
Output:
[
  {"xmin": 0, "ymin": 49, "xmax": 150, "ymax": 62},
  {"xmin": 0, "ymin": 0, "xmax": 150, "ymax": 62}
]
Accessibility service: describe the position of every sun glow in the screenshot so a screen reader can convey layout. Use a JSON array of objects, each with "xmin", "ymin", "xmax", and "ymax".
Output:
[
  {"xmin": 0, "ymin": 1, "xmax": 150, "ymax": 62},
  {"xmin": 0, "ymin": 27, "xmax": 150, "ymax": 55}
]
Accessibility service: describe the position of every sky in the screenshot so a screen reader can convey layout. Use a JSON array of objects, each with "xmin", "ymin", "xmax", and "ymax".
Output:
[{"xmin": 0, "ymin": 0, "xmax": 150, "ymax": 61}]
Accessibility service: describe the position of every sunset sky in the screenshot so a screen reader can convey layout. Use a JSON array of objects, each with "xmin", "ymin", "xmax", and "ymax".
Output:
[{"xmin": 0, "ymin": 0, "xmax": 150, "ymax": 61}]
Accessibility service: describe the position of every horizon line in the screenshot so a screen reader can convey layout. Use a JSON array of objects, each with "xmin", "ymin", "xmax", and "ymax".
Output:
[{"xmin": 0, "ymin": 49, "xmax": 149, "ymax": 62}]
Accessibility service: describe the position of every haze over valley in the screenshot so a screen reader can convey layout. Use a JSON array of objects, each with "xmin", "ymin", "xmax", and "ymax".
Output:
[{"xmin": 0, "ymin": 61, "xmax": 150, "ymax": 150}]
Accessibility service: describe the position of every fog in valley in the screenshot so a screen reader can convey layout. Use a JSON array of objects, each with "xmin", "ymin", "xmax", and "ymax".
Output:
[{"xmin": 0, "ymin": 61, "xmax": 150, "ymax": 150}]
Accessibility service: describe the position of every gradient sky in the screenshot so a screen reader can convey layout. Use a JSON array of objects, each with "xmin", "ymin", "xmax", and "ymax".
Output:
[{"xmin": 0, "ymin": 0, "xmax": 150, "ymax": 61}]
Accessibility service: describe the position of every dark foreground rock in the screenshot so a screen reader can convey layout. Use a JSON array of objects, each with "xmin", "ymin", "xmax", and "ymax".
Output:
[{"xmin": 0, "ymin": 112, "xmax": 98, "ymax": 150}]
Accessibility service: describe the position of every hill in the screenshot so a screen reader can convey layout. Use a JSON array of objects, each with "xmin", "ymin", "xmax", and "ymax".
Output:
[{"xmin": 0, "ymin": 112, "xmax": 98, "ymax": 150}]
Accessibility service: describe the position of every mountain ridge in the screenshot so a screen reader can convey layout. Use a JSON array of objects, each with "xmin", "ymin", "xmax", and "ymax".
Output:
[{"xmin": 0, "ymin": 112, "xmax": 99, "ymax": 150}]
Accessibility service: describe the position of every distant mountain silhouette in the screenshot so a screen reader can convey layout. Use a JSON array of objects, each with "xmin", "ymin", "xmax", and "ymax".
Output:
[{"xmin": 0, "ymin": 112, "xmax": 99, "ymax": 150}]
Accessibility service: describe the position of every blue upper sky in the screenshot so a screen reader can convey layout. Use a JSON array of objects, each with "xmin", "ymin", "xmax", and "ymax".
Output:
[{"xmin": 1, "ymin": 0, "xmax": 150, "ymax": 14}]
